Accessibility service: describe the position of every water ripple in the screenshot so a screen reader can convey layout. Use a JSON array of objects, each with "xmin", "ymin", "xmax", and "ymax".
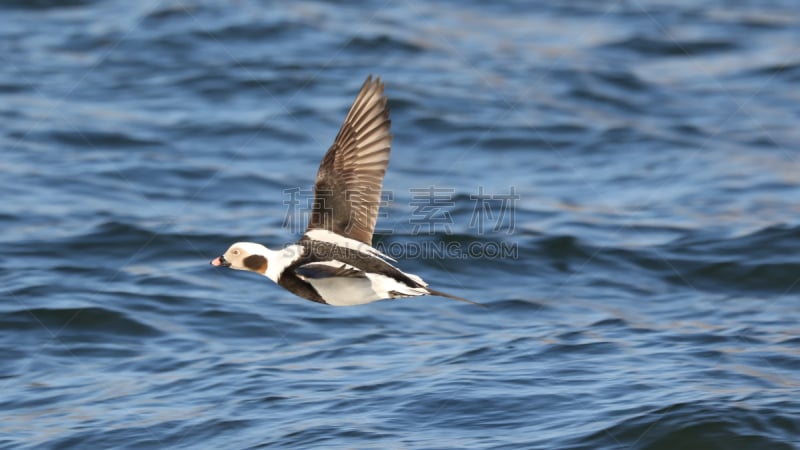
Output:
[{"xmin": 2, "ymin": 0, "xmax": 799, "ymax": 448}]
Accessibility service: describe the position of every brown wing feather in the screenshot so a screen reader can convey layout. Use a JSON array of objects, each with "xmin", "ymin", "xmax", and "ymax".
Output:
[{"xmin": 306, "ymin": 75, "xmax": 392, "ymax": 244}]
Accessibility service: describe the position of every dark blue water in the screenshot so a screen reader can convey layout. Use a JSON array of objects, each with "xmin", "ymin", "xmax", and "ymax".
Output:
[{"xmin": 2, "ymin": 1, "xmax": 799, "ymax": 449}]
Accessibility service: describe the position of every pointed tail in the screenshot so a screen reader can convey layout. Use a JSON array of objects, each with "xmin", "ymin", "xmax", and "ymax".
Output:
[{"xmin": 426, "ymin": 288, "xmax": 486, "ymax": 308}]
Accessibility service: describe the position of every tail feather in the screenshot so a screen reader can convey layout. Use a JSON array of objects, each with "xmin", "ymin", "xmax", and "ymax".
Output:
[{"xmin": 426, "ymin": 288, "xmax": 486, "ymax": 308}]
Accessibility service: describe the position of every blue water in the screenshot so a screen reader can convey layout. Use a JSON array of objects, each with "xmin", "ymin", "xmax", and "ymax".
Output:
[{"xmin": 2, "ymin": 1, "xmax": 799, "ymax": 449}]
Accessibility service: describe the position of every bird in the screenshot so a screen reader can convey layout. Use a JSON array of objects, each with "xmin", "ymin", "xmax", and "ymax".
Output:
[{"xmin": 210, "ymin": 75, "xmax": 480, "ymax": 307}]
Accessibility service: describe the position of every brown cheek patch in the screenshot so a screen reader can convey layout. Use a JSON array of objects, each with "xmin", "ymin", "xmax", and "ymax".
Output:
[{"xmin": 243, "ymin": 255, "xmax": 268, "ymax": 274}]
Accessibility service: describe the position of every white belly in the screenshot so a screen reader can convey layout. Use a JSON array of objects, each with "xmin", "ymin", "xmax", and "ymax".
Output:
[{"xmin": 305, "ymin": 272, "xmax": 429, "ymax": 306}]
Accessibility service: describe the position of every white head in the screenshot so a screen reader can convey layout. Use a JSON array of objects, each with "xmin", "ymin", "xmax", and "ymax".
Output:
[{"xmin": 210, "ymin": 242, "xmax": 271, "ymax": 275}]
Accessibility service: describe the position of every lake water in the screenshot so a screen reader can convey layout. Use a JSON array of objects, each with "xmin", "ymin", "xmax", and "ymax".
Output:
[{"xmin": 1, "ymin": 1, "xmax": 799, "ymax": 449}]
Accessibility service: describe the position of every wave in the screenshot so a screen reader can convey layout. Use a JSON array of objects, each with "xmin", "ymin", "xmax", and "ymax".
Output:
[
  {"xmin": 603, "ymin": 35, "xmax": 739, "ymax": 57},
  {"xmin": 509, "ymin": 224, "xmax": 800, "ymax": 295},
  {"xmin": 7, "ymin": 215, "xmax": 800, "ymax": 298},
  {"xmin": 1, "ymin": 306, "xmax": 161, "ymax": 337},
  {"xmin": 0, "ymin": 0, "xmax": 91, "ymax": 10},
  {"xmin": 576, "ymin": 400, "xmax": 798, "ymax": 450}
]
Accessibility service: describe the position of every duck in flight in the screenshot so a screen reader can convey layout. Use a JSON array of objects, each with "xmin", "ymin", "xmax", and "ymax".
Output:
[{"xmin": 211, "ymin": 76, "xmax": 479, "ymax": 307}]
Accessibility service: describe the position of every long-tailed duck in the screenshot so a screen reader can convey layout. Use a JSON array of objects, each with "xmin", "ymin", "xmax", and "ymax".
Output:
[{"xmin": 211, "ymin": 76, "xmax": 479, "ymax": 307}]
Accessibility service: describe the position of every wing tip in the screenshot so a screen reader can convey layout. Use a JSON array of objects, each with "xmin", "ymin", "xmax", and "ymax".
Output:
[{"xmin": 363, "ymin": 74, "xmax": 385, "ymax": 95}]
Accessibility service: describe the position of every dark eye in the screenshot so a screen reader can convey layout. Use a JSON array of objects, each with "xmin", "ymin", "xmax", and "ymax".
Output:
[{"xmin": 232, "ymin": 249, "xmax": 240, "ymax": 256}]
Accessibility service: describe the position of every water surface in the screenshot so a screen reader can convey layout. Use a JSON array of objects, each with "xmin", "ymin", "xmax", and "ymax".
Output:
[{"xmin": 1, "ymin": 1, "xmax": 799, "ymax": 449}]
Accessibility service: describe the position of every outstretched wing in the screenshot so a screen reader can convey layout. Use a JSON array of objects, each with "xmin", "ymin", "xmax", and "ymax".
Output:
[{"xmin": 305, "ymin": 75, "xmax": 391, "ymax": 245}]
